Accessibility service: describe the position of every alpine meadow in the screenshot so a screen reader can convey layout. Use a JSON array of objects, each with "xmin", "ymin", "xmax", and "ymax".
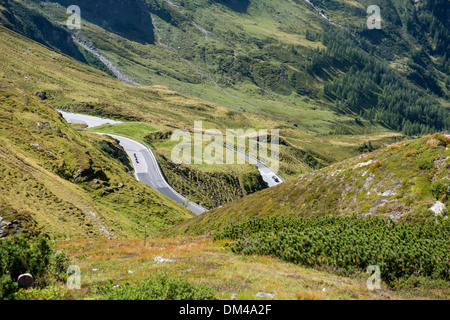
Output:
[{"xmin": 0, "ymin": 0, "xmax": 448, "ymax": 305}]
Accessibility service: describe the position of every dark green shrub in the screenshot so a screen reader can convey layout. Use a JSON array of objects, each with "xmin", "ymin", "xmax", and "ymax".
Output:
[
  {"xmin": 357, "ymin": 141, "xmax": 377, "ymax": 153},
  {"xmin": 0, "ymin": 236, "xmax": 69, "ymax": 299},
  {"xmin": 214, "ymin": 216, "xmax": 450, "ymax": 285},
  {"xmin": 416, "ymin": 157, "xmax": 434, "ymax": 170},
  {"xmin": 431, "ymin": 178, "xmax": 450, "ymax": 201},
  {"xmin": 0, "ymin": 275, "xmax": 18, "ymax": 300}
]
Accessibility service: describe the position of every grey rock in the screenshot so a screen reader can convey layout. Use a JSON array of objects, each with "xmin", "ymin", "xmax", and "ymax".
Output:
[
  {"xmin": 430, "ymin": 201, "xmax": 446, "ymax": 216},
  {"xmin": 154, "ymin": 256, "xmax": 174, "ymax": 263},
  {"xmin": 18, "ymin": 273, "xmax": 34, "ymax": 289},
  {"xmin": 256, "ymin": 292, "xmax": 276, "ymax": 299}
]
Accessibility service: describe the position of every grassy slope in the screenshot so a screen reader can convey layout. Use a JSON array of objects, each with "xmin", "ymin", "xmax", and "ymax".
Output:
[
  {"xmin": 20, "ymin": 0, "xmax": 448, "ymax": 129},
  {"xmin": 16, "ymin": 0, "xmax": 401, "ymax": 131},
  {"xmin": 0, "ymin": 25, "xmax": 404, "ymax": 210},
  {"xmin": 164, "ymin": 134, "xmax": 450, "ymax": 236},
  {"xmin": 48, "ymin": 236, "xmax": 448, "ymax": 300},
  {"xmin": 0, "ymin": 79, "xmax": 194, "ymax": 239},
  {"xmin": 0, "ymin": 24, "xmax": 316, "ymax": 179}
]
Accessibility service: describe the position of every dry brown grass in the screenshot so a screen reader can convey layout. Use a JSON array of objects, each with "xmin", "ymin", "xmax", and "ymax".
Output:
[
  {"xmin": 369, "ymin": 160, "xmax": 382, "ymax": 171},
  {"xmin": 295, "ymin": 291, "xmax": 325, "ymax": 300},
  {"xmin": 404, "ymin": 150, "xmax": 418, "ymax": 156},
  {"xmin": 425, "ymin": 134, "xmax": 450, "ymax": 148},
  {"xmin": 56, "ymin": 237, "xmax": 449, "ymax": 300},
  {"xmin": 426, "ymin": 139, "xmax": 441, "ymax": 148}
]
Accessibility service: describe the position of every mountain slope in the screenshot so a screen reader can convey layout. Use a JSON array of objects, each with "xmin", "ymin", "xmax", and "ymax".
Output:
[
  {"xmin": 0, "ymin": 79, "xmax": 194, "ymax": 239},
  {"xmin": 164, "ymin": 134, "xmax": 450, "ymax": 236},
  {"xmin": 54, "ymin": 0, "xmax": 156, "ymax": 44},
  {"xmin": 4, "ymin": 0, "xmax": 447, "ymax": 136},
  {"xmin": 0, "ymin": 0, "xmax": 87, "ymax": 61},
  {"xmin": 0, "ymin": 25, "xmax": 404, "ymax": 180}
]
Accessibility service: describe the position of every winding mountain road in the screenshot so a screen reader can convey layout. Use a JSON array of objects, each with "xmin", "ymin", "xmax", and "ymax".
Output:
[
  {"xmin": 220, "ymin": 143, "xmax": 284, "ymax": 188},
  {"xmin": 57, "ymin": 110, "xmax": 207, "ymax": 214},
  {"xmin": 57, "ymin": 110, "xmax": 283, "ymax": 215},
  {"xmin": 100, "ymin": 134, "xmax": 208, "ymax": 215},
  {"xmin": 56, "ymin": 109, "xmax": 123, "ymax": 128}
]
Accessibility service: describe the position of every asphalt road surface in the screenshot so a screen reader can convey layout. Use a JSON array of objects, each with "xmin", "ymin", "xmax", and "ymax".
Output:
[
  {"xmin": 56, "ymin": 110, "xmax": 207, "ymax": 215},
  {"xmin": 101, "ymin": 134, "xmax": 208, "ymax": 215},
  {"xmin": 56, "ymin": 109, "xmax": 123, "ymax": 128},
  {"xmin": 221, "ymin": 144, "xmax": 284, "ymax": 187}
]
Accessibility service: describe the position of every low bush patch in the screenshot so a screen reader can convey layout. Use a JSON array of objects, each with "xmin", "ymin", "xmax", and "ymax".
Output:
[{"xmin": 214, "ymin": 215, "xmax": 450, "ymax": 285}]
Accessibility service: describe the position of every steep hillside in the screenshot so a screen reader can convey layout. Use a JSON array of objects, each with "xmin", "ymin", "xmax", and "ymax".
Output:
[
  {"xmin": 154, "ymin": 153, "xmax": 269, "ymax": 209},
  {"xmin": 54, "ymin": 0, "xmax": 156, "ymax": 44},
  {"xmin": 309, "ymin": 0, "xmax": 449, "ymax": 84},
  {"xmin": 0, "ymin": 79, "xmax": 194, "ymax": 239},
  {"xmin": 0, "ymin": 0, "xmax": 81, "ymax": 56},
  {"xmin": 164, "ymin": 134, "xmax": 450, "ymax": 236},
  {"xmin": 0, "ymin": 25, "xmax": 404, "ymax": 181},
  {"xmin": 4, "ymin": 0, "xmax": 447, "ymax": 136}
]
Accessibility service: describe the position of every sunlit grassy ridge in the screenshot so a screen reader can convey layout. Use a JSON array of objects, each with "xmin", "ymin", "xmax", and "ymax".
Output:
[{"xmin": 164, "ymin": 134, "xmax": 450, "ymax": 236}]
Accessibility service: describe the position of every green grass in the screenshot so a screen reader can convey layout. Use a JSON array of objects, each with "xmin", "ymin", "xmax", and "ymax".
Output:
[
  {"xmin": 91, "ymin": 273, "xmax": 217, "ymax": 300},
  {"xmin": 89, "ymin": 122, "xmax": 159, "ymax": 141}
]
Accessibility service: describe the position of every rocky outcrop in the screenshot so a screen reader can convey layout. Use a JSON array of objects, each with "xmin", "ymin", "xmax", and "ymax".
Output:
[{"xmin": 72, "ymin": 35, "xmax": 140, "ymax": 85}]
